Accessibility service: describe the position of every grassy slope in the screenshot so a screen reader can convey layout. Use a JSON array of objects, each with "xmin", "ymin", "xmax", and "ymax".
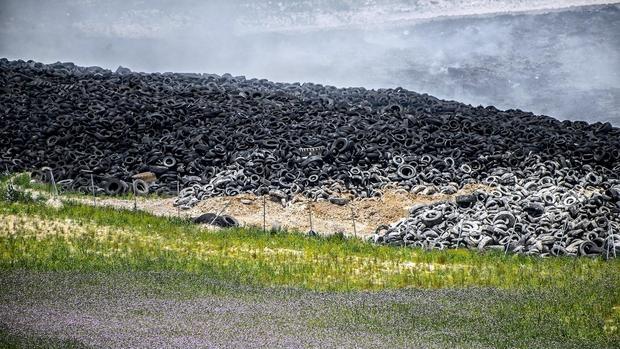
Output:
[{"xmin": 0, "ymin": 175, "xmax": 619, "ymax": 348}]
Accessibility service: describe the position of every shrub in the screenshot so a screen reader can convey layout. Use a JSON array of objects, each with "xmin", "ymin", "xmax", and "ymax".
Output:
[{"xmin": 0, "ymin": 182, "xmax": 35, "ymax": 203}]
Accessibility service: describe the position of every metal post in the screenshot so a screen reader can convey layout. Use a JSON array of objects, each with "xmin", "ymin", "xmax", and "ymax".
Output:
[
  {"xmin": 262, "ymin": 195, "xmax": 266, "ymax": 233},
  {"xmin": 505, "ymin": 232, "xmax": 513, "ymax": 255},
  {"xmin": 43, "ymin": 167, "xmax": 58, "ymax": 197},
  {"xmin": 90, "ymin": 174, "xmax": 96, "ymax": 206},
  {"xmin": 607, "ymin": 224, "xmax": 616, "ymax": 260},
  {"xmin": 210, "ymin": 201, "xmax": 231, "ymax": 226},
  {"xmin": 308, "ymin": 202, "xmax": 314, "ymax": 232},
  {"xmin": 613, "ymin": 224, "xmax": 616, "ymax": 259},
  {"xmin": 176, "ymin": 176, "xmax": 180, "ymax": 218},
  {"xmin": 132, "ymin": 180, "xmax": 137, "ymax": 211},
  {"xmin": 350, "ymin": 206, "xmax": 357, "ymax": 238}
]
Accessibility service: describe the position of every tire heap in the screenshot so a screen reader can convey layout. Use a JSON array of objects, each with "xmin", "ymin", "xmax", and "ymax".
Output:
[
  {"xmin": 1, "ymin": 59, "xmax": 619, "ymax": 256},
  {"xmin": 373, "ymin": 170, "xmax": 620, "ymax": 257}
]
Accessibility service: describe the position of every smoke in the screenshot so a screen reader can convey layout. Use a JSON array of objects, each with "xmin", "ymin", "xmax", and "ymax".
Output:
[{"xmin": 1, "ymin": 0, "xmax": 619, "ymax": 124}]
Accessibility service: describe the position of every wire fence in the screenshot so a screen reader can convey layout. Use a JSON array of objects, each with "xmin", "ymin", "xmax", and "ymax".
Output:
[
  {"xmin": 3, "ymin": 168, "xmax": 363, "ymax": 240},
  {"xmin": 6, "ymin": 168, "xmax": 617, "ymax": 258}
]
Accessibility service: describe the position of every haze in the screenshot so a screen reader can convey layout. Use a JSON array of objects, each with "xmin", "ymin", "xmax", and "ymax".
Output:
[{"xmin": 1, "ymin": 0, "xmax": 618, "ymax": 124}]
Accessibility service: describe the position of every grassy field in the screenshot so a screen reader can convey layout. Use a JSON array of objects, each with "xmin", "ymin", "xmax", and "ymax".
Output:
[
  {"xmin": 0, "ymin": 325, "xmax": 86, "ymax": 349},
  {"xmin": 0, "ymin": 175, "xmax": 619, "ymax": 348}
]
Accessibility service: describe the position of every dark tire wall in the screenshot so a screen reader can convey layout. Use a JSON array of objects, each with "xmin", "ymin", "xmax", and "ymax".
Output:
[{"xmin": 1, "ymin": 58, "xmax": 619, "ymax": 256}]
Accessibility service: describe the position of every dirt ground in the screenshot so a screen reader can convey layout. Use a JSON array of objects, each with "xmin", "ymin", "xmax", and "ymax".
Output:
[{"xmin": 65, "ymin": 184, "xmax": 487, "ymax": 237}]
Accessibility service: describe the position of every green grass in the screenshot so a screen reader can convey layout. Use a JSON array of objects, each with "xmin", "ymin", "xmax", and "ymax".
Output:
[
  {"xmin": 2, "ymin": 198, "xmax": 617, "ymax": 291},
  {"xmin": 0, "ymin": 326, "xmax": 86, "ymax": 349},
  {"xmin": 0, "ymin": 174, "xmax": 39, "ymax": 204},
  {"xmin": 0, "ymin": 179, "xmax": 619, "ymax": 347},
  {"xmin": 2, "ymin": 269, "xmax": 616, "ymax": 349}
]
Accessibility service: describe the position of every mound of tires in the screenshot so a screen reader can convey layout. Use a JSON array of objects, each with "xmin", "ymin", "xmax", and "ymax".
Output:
[
  {"xmin": 372, "ymin": 176, "xmax": 620, "ymax": 257},
  {"xmin": 1, "ymin": 58, "xmax": 619, "ymax": 256}
]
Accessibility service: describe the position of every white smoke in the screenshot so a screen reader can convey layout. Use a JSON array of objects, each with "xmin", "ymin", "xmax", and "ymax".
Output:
[{"xmin": 0, "ymin": 0, "xmax": 618, "ymax": 124}]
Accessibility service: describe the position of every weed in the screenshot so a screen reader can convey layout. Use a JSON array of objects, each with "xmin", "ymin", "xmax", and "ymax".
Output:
[{"xmin": 0, "ymin": 181, "xmax": 36, "ymax": 204}]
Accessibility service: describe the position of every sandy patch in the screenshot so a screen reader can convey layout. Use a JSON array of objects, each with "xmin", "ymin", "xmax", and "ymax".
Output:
[{"xmin": 56, "ymin": 184, "xmax": 488, "ymax": 238}]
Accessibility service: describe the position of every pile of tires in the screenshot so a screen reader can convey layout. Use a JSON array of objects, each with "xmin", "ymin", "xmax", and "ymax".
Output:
[
  {"xmin": 372, "ymin": 171, "xmax": 620, "ymax": 257},
  {"xmin": 1, "ymin": 59, "xmax": 618, "ymax": 256}
]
